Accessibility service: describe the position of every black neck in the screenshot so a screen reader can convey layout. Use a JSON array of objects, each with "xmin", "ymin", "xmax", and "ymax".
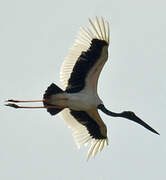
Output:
[{"xmin": 98, "ymin": 104, "xmax": 122, "ymax": 117}]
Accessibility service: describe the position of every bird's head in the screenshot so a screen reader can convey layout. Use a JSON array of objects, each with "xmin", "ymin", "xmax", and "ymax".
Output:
[{"xmin": 121, "ymin": 111, "xmax": 136, "ymax": 120}]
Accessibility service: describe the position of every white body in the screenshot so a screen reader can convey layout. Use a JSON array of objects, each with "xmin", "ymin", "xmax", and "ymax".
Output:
[{"xmin": 51, "ymin": 91, "xmax": 103, "ymax": 111}]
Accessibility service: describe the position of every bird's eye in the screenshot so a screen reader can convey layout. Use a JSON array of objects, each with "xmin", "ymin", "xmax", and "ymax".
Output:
[{"xmin": 131, "ymin": 112, "xmax": 135, "ymax": 116}]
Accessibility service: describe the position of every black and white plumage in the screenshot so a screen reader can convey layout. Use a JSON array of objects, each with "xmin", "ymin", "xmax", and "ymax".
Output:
[
  {"xmin": 6, "ymin": 17, "xmax": 159, "ymax": 160},
  {"xmin": 59, "ymin": 17, "xmax": 110, "ymax": 159}
]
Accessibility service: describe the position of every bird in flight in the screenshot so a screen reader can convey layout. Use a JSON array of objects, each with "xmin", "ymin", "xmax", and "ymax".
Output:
[{"xmin": 6, "ymin": 17, "xmax": 159, "ymax": 160}]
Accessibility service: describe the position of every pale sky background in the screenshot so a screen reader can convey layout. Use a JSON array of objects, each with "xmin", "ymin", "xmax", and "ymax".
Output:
[{"xmin": 0, "ymin": 0, "xmax": 165, "ymax": 179}]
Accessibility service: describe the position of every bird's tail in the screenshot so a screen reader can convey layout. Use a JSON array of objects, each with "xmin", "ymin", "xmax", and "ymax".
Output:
[{"xmin": 43, "ymin": 83, "xmax": 64, "ymax": 116}]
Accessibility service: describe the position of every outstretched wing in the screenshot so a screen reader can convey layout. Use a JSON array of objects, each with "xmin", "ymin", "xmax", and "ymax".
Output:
[
  {"xmin": 60, "ymin": 108, "xmax": 108, "ymax": 160},
  {"xmin": 60, "ymin": 17, "xmax": 110, "ymax": 93}
]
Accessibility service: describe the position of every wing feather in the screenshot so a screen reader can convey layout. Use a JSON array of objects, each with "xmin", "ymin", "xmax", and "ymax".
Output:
[
  {"xmin": 93, "ymin": 139, "xmax": 102, "ymax": 158},
  {"xmin": 95, "ymin": 16, "xmax": 104, "ymax": 40},
  {"xmin": 60, "ymin": 108, "xmax": 108, "ymax": 160},
  {"xmin": 60, "ymin": 17, "xmax": 110, "ymax": 90},
  {"xmin": 87, "ymin": 140, "xmax": 99, "ymax": 160},
  {"xmin": 89, "ymin": 18, "xmax": 101, "ymax": 39}
]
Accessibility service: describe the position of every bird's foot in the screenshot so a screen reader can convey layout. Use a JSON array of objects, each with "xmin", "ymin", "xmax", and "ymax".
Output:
[
  {"xmin": 5, "ymin": 103, "xmax": 20, "ymax": 108},
  {"xmin": 5, "ymin": 99, "xmax": 20, "ymax": 103}
]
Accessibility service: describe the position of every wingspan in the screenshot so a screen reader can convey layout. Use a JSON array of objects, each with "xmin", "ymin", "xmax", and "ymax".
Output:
[
  {"xmin": 60, "ymin": 17, "xmax": 110, "ymax": 93},
  {"xmin": 60, "ymin": 108, "xmax": 108, "ymax": 160}
]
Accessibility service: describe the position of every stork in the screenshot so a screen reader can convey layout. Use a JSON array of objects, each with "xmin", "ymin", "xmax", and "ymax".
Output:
[{"xmin": 6, "ymin": 17, "xmax": 159, "ymax": 160}]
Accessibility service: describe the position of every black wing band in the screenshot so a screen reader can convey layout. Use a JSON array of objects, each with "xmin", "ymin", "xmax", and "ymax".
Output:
[
  {"xmin": 70, "ymin": 110, "xmax": 106, "ymax": 139},
  {"xmin": 66, "ymin": 39, "xmax": 108, "ymax": 93}
]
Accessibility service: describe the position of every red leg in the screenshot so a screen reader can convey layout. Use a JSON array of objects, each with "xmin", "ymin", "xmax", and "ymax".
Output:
[
  {"xmin": 5, "ymin": 103, "xmax": 68, "ymax": 109},
  {"xmin": 6, "ymin": 99, "xmax": 45, "ymax": 103}
]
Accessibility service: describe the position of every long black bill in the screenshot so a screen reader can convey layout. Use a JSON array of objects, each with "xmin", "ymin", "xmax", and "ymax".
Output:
[
  {"xmin": 129, "ymin": 115, "xmax": 160, "ymax": 135},
  {"xmin": 130, "ymin": 115, "xmax": 160, "ymax": 135}
]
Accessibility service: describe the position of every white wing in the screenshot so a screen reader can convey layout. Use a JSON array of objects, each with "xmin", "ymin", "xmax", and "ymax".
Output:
[
  {"xmin": 60, "ymin": 108, "xmax": 108, "ymax": 160},
  {"xmin": 60, "ymin": 17, "xmax": 110, "ymax": 92}
]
